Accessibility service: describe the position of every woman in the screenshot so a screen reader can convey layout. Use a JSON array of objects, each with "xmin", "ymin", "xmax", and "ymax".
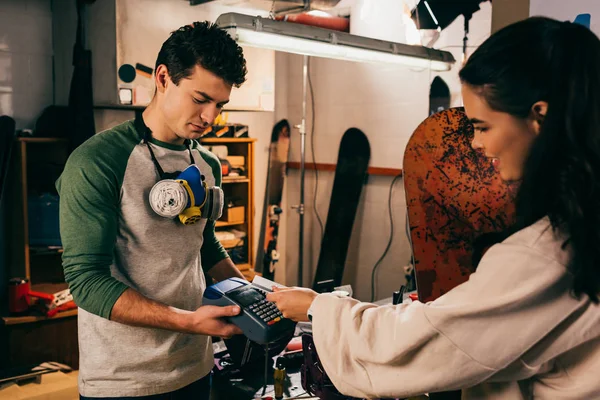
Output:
[{"xmin": 267, "ymin": 17, "xmax": 600, "ymax": 399}]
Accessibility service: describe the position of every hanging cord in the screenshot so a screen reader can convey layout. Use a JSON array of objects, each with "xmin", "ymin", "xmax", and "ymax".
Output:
[
  {"xmin": 370, "ymin": 174, "xmax": 403, "ymax": 302},
  {"xmin": 308, "ymin": 58, "xmax": 324, "ymax": 241},
  {"xmin": 269, "ymin": 0, "xmax": 276, "ymax": 19}
]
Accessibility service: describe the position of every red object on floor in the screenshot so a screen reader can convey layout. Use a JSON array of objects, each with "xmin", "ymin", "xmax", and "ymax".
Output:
[
  {"xmin": 275, "ymin": 13, "xmax": 350, "ymax": 32},
  {"xmin": 409, "ymin": 293, "xmax": 419, "ymax": 301}
]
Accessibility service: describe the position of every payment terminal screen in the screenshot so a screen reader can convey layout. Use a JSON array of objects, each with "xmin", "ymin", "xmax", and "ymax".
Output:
[{"xmin": 228, "ymin": 287, "xmax": 263, "ymax": 307}]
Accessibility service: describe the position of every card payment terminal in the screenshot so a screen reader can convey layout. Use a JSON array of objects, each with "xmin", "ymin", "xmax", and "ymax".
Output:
[{"xmin": 203, "ymin": 277, "xmax": 296, "ymax": 345}]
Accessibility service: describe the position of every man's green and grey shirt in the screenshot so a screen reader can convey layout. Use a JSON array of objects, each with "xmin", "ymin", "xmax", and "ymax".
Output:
[{"xmin": 56, "ymin": 120, "xmax": 228, "ymax": 397}]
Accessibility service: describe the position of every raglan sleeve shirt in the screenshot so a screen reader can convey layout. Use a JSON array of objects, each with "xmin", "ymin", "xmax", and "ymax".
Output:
[{"xmin": 56, "ymin": 134, "xmax": 131, "ymax": 320}]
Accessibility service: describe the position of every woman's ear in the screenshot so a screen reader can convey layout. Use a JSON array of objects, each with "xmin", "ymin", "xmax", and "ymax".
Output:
[
  {"xmin": 154, "ymin": 64, "xmax": 170, "ymax": 94},
  {"xmin": 530, "ymin": 101, "xmax": 548, "ymax": 135}
]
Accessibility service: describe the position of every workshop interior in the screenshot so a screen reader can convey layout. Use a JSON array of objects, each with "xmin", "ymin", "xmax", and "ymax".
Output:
[{"xmin": 0, "ymin": 0, "xmax": 596, "ymax": 399}]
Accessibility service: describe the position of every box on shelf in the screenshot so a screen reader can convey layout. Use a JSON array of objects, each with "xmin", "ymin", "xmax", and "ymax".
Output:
[
  {"xmin": 221, "ymin": 206, "xmax": 245, "ymax": 224},
  {"xmin": 199, "ymin": 124, "xmax": 249, "ymax": 139},
  {"xmin": 226, "ymin": 156, "xmax": 245, "ymax": 169}
]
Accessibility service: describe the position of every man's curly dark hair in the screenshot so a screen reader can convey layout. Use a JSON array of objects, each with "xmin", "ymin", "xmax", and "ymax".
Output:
[{"xmin": 155, "ymin": 21, "xmax": 247, "ymax": 88}]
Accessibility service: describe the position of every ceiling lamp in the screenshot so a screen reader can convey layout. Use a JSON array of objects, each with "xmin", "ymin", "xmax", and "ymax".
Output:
[{"xmin": 215, "ymin": 13, "xmax": 455, "ymax": 71}]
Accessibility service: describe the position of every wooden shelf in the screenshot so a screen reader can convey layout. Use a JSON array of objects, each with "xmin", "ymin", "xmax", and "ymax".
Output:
[
  {"xmin": 94, "ymin": 104, "xmax": 267, "ymax": 113},
  {"xmin": 236, "ymin": 263, "xmax": 251, "ymax": 271},
  {"xmin": 31, "ymin": 282, "xmax": 69, "ymax": 294},
  {"xmin": 17, "ymin": 137, "xmax": 68, "ymax": 143},
  {"xmin": 2, "ymin": 309, "xmax": 77, "ymax": 326},
  {"xmin": 222, "ymin": 178, "xmax": 249, "ymax": 184},
  {"xmin": 94, "ymin": 104, "xmax": 145, "ymax": 111},
  {"xmin": 287, "ymin": 161, "xmax": 403, "ymax": 177},
  {"xmin": 220, "ymin": 239, "xmax": 245, "ymax": 249},
  {"xmin": 200, "ymin": 138, "xmax": 257, "ymax": 144},
  {"xmin": 242, "ymin": 269, "xmax": 256, "ymax": 281},
  {"xmin": 215, "ymin": 221, "xmax": 245, "ymax": 228},
  {"xmin": 30, "ymin": 246, "xmax": 63, "ymax": 255},
  {"xmin": 201, "ymin": 135, "xmax": 255, "ymax": 276}
]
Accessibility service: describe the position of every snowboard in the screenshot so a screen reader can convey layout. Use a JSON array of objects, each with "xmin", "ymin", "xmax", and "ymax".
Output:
[
  {"xmin": 255, "ymin": 120, "xmax": 290, "ymax": 280},
  {"xmin": 312, "ymin": 128, "xmax": 371, "ymax": 293},
  {"xmin": 429, "ymin": 76, "xmax": 450, "ymax": 116},
  {"xmin": 403, "ymin": 108, "xmax": 517, "ymax": 303}
]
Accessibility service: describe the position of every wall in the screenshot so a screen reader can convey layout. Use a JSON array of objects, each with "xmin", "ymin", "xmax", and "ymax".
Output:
[
  {"xmin": 491, "ymin": 0, "xmax": 530, "ymax": 33},
  {"xmin": 0, "ymin": 0, "xmax": 53, "ymax": 130},
  {"xmin": 492, "ymin": 0, "xmax": 600, "ymax": 34},
  {"xmin": 530, "ymin": 0, "xmax": 600, "ymax": 34},
  {"xmin": 276, "ymin": 2, "xmax": 492, "ymax": 301}
]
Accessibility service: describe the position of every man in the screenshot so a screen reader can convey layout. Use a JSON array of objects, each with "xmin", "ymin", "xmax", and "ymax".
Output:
[{"xmin": 57, "ymin": 22, "xmax": 248, "ymax": 399}]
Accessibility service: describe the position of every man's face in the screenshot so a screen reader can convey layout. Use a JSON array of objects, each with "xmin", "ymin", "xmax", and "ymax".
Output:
[{"xmin": 159, "ymin": 64, "xmax": 232, "ymax": 142}]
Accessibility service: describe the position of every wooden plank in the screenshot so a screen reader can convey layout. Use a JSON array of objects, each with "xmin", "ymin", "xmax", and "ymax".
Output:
[
  {"xmin": 215, "ymin": 221, "xmax": 245, "ymax": 228},
  {"xmin": 6, "ymin": 140, "xmax": 26, "ymax": 280},
  {"xmin": 94, "ymin": 104, "xmax": 144, "ymax": 111},
  {"xmin": 288, "ymin": 162, "xmax": 336, "ymax": 172},
  {"xmin": 366, "ymin": 166, "xmax": 404, "ymax": 177},
  {"xmin": 222, "ymin": 178, "xmax": 249, "ymax": 184},
  {"xmin": 236, "ymin": 263, "xmax": 251, "ymax": 271},
  {"xmin": 2, "ymin": 309, "xmax": 78, "ymax": 326},
  {"xmin": 247, "ymin": 141, "xmax": 254, "ymax": 271},
  {"xmin": 287, "ymin": 161, "xmax": 402, "ymax": 177},
  {"xmin": 31, "ymin": 282, "xmax": 69, "ymax": 294},
  {"xmin": 200, "ymin": 137, "xmax": 257, "ymax": 144},
  {"xmin": 17, "ymin": 137, "xmax": 68, "ymax": 143},
  {"xmin": 242, "ymin": 268, "xmax": 256, "ymax": 282},
  {"xmin": 21, "ymin": 141, "xmax": 30, "ymax": 279}
]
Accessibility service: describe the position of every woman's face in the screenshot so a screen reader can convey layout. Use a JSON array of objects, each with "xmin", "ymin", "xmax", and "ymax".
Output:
[{"xmin": 461, "ymin": 84, "xmax": 541, "ymax": 182}]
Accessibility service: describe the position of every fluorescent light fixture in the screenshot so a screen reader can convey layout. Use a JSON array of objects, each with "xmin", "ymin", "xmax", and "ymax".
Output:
[{"xmin": 215, "ymin": 13, "xmax": 455, "ymax": 71}]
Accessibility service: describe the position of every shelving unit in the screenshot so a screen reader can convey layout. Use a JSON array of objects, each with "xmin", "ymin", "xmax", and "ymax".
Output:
[
  {"xmin": 200, "ymin": 137, "xmax": 256, "ymax": 281},
  {"xmin": 1, "ymin": 137, "xmax": 78, "ymax": 368}
]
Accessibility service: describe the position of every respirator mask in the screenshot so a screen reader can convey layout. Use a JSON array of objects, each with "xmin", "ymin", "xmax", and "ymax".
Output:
[
  {"xmin": 139, "ymin": 117, "xmax": 224, "ymax": 225},
  {"xmin": 149, "ymin": 164, "xmax": 224, "ymax": 225}
]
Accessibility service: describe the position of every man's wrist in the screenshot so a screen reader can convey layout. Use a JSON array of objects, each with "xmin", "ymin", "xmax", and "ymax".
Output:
[{"xmin": 167, "ymin": 305, "xmax": 195, "ymax": 333}]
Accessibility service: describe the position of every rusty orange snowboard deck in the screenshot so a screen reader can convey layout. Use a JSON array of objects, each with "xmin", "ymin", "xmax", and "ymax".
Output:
[{"xmin": 404, "ymin": 108, "xmax": 517, "ymax": 303}]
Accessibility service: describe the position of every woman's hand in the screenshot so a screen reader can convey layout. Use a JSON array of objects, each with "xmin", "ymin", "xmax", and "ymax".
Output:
[{"xmin": 266, "ymin": 287, "xmax": 318, "ymax": 322}]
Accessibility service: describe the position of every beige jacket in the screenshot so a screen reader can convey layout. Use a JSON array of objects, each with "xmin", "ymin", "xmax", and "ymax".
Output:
[{"xmin": 311, "ymin": 218, "xmax": 600, "ymax": 399}]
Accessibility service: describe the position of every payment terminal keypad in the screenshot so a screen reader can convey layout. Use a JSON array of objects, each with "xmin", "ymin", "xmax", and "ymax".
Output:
[{"xmin": 248, "ymin": 292, "xmax": 284, "ymax": 326}]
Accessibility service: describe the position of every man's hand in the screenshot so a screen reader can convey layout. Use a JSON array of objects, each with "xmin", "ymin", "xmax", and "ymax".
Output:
[
  {"xmin": 266, "ymin": 287, "xmax": 318, "ymax": 322},
  {"xmin": 186, "ymin": 305, "xmax": 244, "ymax": 338},
  {"xmin": 110, "ymin": 288, "xmax": 243, "ymax": 337}
]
